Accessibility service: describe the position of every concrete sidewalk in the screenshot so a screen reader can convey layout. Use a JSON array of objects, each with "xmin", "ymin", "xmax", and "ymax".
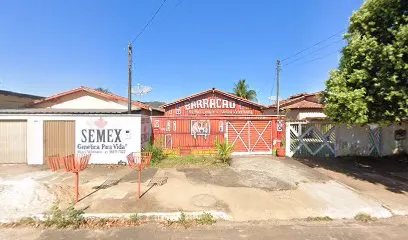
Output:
[
  {"xmin": 314, "ymin": 167, "xmax": 408, "ymax": 216},
  {"xmin": 70, "ymin": 157, "xmax": 392, "ymax": 221},
  {"xmin": 0, "ymin": 156, "xmax": 399, "ymax": 222}
]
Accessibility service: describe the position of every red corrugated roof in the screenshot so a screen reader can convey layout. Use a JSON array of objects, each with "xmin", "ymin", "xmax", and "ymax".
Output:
[
  {"xmin": 29, "ymin": 86, "xmax": 154, "ymax": 110},
  {"xmin": 161, "ymin": 88, "xmax": 266, "ymax": 109}
]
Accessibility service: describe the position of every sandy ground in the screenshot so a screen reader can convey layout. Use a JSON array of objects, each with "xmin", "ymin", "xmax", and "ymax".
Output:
[
  {"xmin": 314, "ymin": 167, "xmax": 408, "ymax": 215},
  {"xmin": 0, "ymin": 156, "xmax": 405, "ymax": 222},
  {"xmin": 73, "ymin": 157, "xmax": 392, "ymax": 221},
  {"xmin": 0, "ymin": 167, "xmax": 55, "ymax": 223}
]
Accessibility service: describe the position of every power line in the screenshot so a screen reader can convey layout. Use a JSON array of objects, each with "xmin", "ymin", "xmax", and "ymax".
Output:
[
  {"xmin": 131, "ymin": 0, "xmax": 168, "ymax": 43},
  {"xmin": 281, "ymin": 29, "xmax": 345, "ymax": 62},
  {"xmin": 269, "ymin": 66, "xmax": 276, "ymax": 104},
  {"xmin": 283, "ymin": 38, "xmax": 344, "ymax": 67},
  {"xmin": 285, "ymin": 48, "xmax": 342, "ymax": 68}
]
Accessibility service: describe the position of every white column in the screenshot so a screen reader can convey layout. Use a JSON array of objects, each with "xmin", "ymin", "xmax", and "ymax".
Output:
[{"xmin": 27, "ymin": 118, "xmax": 44, "ymax": 164}]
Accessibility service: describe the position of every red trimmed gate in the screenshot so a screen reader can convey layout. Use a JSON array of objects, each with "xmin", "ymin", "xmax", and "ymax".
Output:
[{"xmin": 227, "ymin": 119, "xmax": 280, "ymax": 153}]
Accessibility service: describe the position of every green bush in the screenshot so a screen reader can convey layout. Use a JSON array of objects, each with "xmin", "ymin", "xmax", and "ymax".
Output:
[
  {"xmin": 305, "ymin": 216, "xmax": 333, "ymax": 221},
  {"xmin": 354, "ymin": 213, "xmax": 377, "ymax": 222},
  {"xmin": 129, "ymin": 213, "xmax": 140, "ymax": 223},
  {"xmin": 272, "ymin": 149, "xmax": 277, "ymax": 156},
  {"xmin": 144, "ymin": 140, "xmax": 165, "ymax": 164},
  {"xmin": 215, "ymin": 138, "xmax": 234, "ymax": 164},
  {"xmin": 44, "ymin": 206, "xmax": 85, "ymax": 229},
  {"xmin": 196, "ymin": 212, "xmax": 216, "ymax": 225}
]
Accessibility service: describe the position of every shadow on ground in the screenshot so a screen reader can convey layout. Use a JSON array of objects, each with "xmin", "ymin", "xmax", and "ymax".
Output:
[
  {"xmin": 295, "ymin": 154, "xmax": 408, "ymax": 194},
  {"xmin": 78, "ymin": 168, "xmax": 158, "ymax": 202}
]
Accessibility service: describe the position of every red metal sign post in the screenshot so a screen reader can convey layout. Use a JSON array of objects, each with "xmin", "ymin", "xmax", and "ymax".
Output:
[
  {"xmin": 126, "ymin": 152, "xmax": 152, "ymax": 199},
  {"xmin": 47, "ymin": 154, "xmax": 91, "ymax": 203}
]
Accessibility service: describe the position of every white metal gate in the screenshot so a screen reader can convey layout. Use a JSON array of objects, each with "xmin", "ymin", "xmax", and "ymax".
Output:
[
  {"xmin": 368, "ymin": 126, "xmax": 381, "ymax": 156},
  {"xmin": 0, "ymin": 120, "xmax": 27, "ymax": 163},
  {"xmin": 287, "ymin": 122, "xmax": 336, "ymax": 157}
]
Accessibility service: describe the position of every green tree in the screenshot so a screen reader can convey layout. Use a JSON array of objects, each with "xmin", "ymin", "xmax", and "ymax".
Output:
[
  {"xmin": 233, "ymin": 79, "xmax": 257, "ymax": 101},
  {"xmin": 323, "ymin": 0, "xmax": 407, "ymax": 125},
  {"xmin": 94, "ymin": 87, "xmax": 112, "ymax": 94}
]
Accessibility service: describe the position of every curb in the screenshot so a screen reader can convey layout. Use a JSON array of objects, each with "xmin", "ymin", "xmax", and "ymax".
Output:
[
  {"xmin": 83, "ymin": 211, "xmax": 232, "ymax": 221},
  {"xmin": 24, "ymin": 211, "xmax": 231, "ymax": 223}
]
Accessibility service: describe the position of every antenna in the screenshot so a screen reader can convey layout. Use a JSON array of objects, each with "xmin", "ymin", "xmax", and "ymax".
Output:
[
  {"xmin": 132, "ymin": 83, "xmax": 152, "ymax": 100},
  {"xmin": 268, "ymin": 96, "xmax": 277, "ymax": 104}
]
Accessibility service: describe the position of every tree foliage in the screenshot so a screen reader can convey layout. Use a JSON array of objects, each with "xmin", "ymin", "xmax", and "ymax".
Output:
[
  {"xmin": 323, "ymin": 0, "xmax": 408, "ymax": 125},
  {"xmin": 94, "ymin": 87, "xmax": 112, "ymax": 94},
  {"xmin": 233, "ymin": 79, "xmax": 257, "ymax": 101}
]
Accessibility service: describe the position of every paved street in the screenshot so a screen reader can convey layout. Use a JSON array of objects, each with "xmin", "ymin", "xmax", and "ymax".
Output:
[{"xmin": 1, "ymin": 217, "xmax": 408, "ymax": 240}]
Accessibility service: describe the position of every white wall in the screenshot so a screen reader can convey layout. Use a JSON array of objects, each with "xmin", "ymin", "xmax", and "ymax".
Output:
[
  {"xmin": 27, "ymin": 118, "xmax": 43, "ymax": 164},
  {"xmin": 335, "ymin": 125, "xmax": 372, "ymax": 156},
  {"xmin": 76, "ymin": 116, "xmax": 141, "ymax": 164},
  {"xmin": 381, "ymin": 123, "xmax": 408, "ymax": 156},
  {"xmin": 287, "ymin": 121, "xmax": 407, "ymax": 158},
  {"xmin": 0, "ymin": 115, "xmax": 141, "ymax": 164}
]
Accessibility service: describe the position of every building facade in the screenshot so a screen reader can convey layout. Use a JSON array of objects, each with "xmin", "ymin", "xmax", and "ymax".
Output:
[
  {"xmin": 0, "ymin": 87, "xmax": 161, "ymax": 164},
  {"xmin": 152, "ymin": 88, "xmax": 284, "ymax": 155},
  {"xmin": 263, "ymin": 93, "xmax": 326, "ymax": 120}
]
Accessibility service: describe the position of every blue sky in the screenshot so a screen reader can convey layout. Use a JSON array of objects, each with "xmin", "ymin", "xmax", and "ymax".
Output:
[{"xmin": 0, "ymin": 0, "xmax": 363, "ymax": 105}]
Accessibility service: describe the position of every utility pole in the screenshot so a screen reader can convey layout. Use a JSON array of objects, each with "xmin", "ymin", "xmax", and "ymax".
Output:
[
  {"xmin": 128, "ymin": 43, "xmax": 133, "ymax": 114},
  {"xmin": 276, "ymin": 59, "xmax": 281, "ymax": 115}
]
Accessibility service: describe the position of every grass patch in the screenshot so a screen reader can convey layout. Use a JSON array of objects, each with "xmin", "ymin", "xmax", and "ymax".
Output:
[
  {"xmin": 129, "ymin": 213, "xmax": 140, "ymax": 223},
  {"xmin": 164, "ymin": 212, "xmax": 217, "ymax": 228},
  {"xmin": 43, "ymin": 205, "xmax": 85, "ymax": 229},
  {"xmin": 354, "ymin": 213, "xmax": 377, "ymax": 222},
  {"xmin": 196, "ymin": 212, "xmax": 217, "ymax": 225},
  {"xmin": 305, "ymin": 216, "xmax": 333, "ymax": 221},
  {"xmin": 151, "ymin": 155, "xmax": 228, "ymax": 168}
]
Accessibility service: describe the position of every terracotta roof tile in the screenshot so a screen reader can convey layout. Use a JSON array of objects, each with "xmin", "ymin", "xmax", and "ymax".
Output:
[
  {"xmin": 161, "ymin": 88, "xmax": 265, "ymax": 109},
  {"xmin": 282, "ymin": 100, "xmax": 324, "ymax": 109},
  {"xmin": 29, "ymin": 86, "xmax": 155, "ymax": 111}
]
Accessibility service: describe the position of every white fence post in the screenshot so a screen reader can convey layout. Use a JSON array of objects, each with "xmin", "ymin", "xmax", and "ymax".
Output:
[{"xmin": 285, "ymin": 122, "xmax": 290, "ymax": 156}]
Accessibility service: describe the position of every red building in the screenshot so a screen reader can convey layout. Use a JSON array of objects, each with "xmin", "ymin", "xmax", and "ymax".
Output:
[{"xmin": 152, "ymin": 88, "xmax": 284, "ymax": 155}]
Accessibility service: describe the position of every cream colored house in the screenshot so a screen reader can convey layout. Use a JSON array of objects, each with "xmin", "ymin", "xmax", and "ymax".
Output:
[
  {"xmin": 263, "ymin": 93, "xmax": 326, "ymax": 120},
  {"xmin": 28, "ymin": 86, "xmax": 163, "ymax": 115},
  {"xmin": 0, "ymin": 87, "xmax": 163, "ymax": 164}
]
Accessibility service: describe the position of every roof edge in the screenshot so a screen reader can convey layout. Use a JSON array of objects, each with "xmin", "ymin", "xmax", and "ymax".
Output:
[
  {"xmin": 161, "ymin": 88, "xmax": 265, "ymax": 109},
  {"xmin": 29, "ymin": 86, "xmax": 153, "ymax": 110}
]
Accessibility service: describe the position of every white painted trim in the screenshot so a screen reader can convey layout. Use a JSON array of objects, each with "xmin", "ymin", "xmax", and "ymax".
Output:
[
  {"xmin": 228, "ymin": 121, "xmax": 250, "ymax": 151},
  {"xmin": 285, "ymin": 122, "xmax": 291, "ymax": 156},
  {"xmin": 232, "ymin": 152, "xmax": 272, "ymax": 156}
]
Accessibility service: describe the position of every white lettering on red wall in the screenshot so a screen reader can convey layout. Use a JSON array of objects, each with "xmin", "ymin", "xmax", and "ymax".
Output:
[{"xmin": 185, "ymin": 98, "xmax": 235, "ymax": 110}]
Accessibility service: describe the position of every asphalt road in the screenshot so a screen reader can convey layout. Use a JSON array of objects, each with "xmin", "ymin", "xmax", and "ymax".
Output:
[{"xmin": 1, "ymin": 218, "xmax": 408, "ymax": 240}]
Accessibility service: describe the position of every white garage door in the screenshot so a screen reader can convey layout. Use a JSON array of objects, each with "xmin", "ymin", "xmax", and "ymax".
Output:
[{"xmin": 0, "ymin": 120, "xmax": 27, "ymax": 163}]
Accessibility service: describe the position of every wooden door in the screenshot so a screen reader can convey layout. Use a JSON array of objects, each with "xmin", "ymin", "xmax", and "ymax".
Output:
[{"xmin": 43, "ymin": 120, "xmax": 75, "ymax": 164}]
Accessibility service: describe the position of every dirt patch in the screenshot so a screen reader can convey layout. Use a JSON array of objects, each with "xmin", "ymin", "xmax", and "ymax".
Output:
[
  {"xmin": 177, "ymin": 156, "xmax": 328, "ymax": 191},
  {"xmin": 178, "ymin": 168, "xmax": 243, "ymax": 188},
  {"xmin": 231, "ymin": 156, "xmax": 330, "ymax": 184},
  {"xmin": 178, "ymin": 168, "xmax": 294, "ymax": 191},
  {"xmin": 239, "ymin": 170, "xmax": 294, "ymax": 190},
  {"xmin": 84, "ymin": 194, "xmax": 173, "ymax": 213},
  {"xmin": 0, "ymin": 178, "xmax": 54, "ymax": 222}
]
